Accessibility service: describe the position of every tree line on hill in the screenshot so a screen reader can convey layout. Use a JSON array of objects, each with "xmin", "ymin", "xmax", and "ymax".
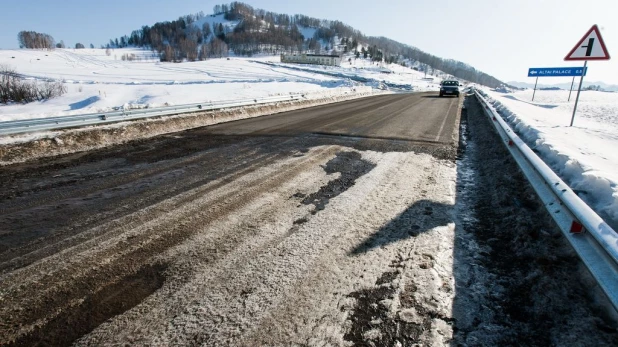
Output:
[
  {"xmin": 17, "ymin": 31, "xmax": 92, "ymax": 50},
  {"xmin": 107, "ymin": 2, "xmax": 504, "ymax": 87},
  {"xmin": 17, "ymin": 31, "xmax": 55, "ymax": 49},
  {"xmin": 15, "ymin": 2, "xmax": 505, "ymax": 87}
]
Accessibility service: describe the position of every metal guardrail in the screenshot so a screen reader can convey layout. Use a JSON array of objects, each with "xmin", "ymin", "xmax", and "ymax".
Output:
[
  {"xmin": 0, "ymin": 94, "xmax": 305, "ymax": 136},
  {"xmin": 474, "ymin": 90, "xmax": 618, "ymax": 311}
]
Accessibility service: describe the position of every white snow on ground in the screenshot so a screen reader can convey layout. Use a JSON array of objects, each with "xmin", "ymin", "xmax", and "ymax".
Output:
[
  {"xmin": 0, "ymin": 49, "xmax": 343, "ymax": 120},
  {"xmin": 269, "ymin": 53, "xmax": 442, "ymax": 92},
  {"xmin": 481, "ymin": 88, "xmax": 618, "ymax": 228},
  {"xmin": 193, "ymin": 13, "xmax": 240, "ymax": 34},
  {"xmin": 296, "ymin": 26, "xmax": 317, "ymax": 41},
  {"xmin": 0, "ymin": 48, "xmax": 441, "ymax": 122}
]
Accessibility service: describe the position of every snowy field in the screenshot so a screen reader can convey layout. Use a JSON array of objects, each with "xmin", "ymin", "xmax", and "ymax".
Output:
[
  {"xmin": 482, "ymin": 88, "xmax": 618, "ymax": 229},
  {"xmin": 0, "ymin": 48, "xmax": 441, "ymax": 121},
  {"xmin": 266, "ymin": 54, "xmax": 440, "ymax": 91}
]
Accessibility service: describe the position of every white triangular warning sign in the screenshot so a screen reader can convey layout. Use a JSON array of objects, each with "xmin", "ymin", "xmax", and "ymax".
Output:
[{"xmin": 565, "ymin": 25, "xmax": 611, "ymax": 60}]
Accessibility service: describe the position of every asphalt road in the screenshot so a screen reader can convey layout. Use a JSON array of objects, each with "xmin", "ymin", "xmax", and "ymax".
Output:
[
  {"xmin": 204, "ymin": 92, "xmax": 461, "ymax": 144},
  {"xmin": 0, "ymin": 92, "xmax": 466, "ymax": 346}
]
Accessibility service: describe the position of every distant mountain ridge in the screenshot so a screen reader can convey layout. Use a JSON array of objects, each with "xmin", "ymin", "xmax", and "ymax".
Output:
[{"xmin": 109, "ymin": 2, "xmax": 506, "ymax": 87}]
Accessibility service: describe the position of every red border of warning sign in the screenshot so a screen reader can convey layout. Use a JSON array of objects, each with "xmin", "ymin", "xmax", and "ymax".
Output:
[{"xmin": 565, "ymin": 24, "xmax": 611, "ymax": 61}]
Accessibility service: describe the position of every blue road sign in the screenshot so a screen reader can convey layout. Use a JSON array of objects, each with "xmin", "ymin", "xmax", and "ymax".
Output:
[{"xmin": 528, "ymin": 67, "xmax": 587, "ymax": 77}]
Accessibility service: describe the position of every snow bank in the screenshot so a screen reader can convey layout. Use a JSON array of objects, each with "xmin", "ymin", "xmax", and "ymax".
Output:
[
  {"xmin": 0, "ymin": 87, "xmax": 378, "ymax": 164},
  {"xmin": 479, "ymin": 88, "xmax": 618, "ymax": 229},
  {"xmin": 0, "ymin": 49, "xmax": 434, "ymax": 122}
]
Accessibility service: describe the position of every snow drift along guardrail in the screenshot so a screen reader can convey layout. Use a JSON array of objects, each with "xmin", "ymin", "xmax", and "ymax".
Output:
[
  {"xmin": 0, "ymin": 94, "xmax": 304, "ymax": 136},
  {"xmin": 474, "ymin": 90, "xmax": 618, "ymax": 311}
]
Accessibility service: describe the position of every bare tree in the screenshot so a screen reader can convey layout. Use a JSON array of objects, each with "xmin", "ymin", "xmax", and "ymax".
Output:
[
  {"xmin": 160, "ymin": 45, "xmax": 175, "ymax": 62},
  {"xmin": 1, "ymin": 65, "xmax": 66, "ymax": 103},
  {"xmin": 17, "ymin": 31, "xmax": 55, "ymax": 49},
  {"xmin": 198, "ymin": 45, "xmax": 208, "ymax": 60},
  {"xmin": 208, "ymin": 38, "xmax": 228, "ymax": 58}
]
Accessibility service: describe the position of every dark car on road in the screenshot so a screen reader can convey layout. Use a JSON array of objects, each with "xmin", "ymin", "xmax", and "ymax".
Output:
[{"xmin": 439, "ymin": 80, "xmax": 461, "ymax": 97}]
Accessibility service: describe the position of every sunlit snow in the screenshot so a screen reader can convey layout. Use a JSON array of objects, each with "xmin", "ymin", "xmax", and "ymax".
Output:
[{"xmin": 482, "ymin": 88, "xmax": 618, "ymax": 229}]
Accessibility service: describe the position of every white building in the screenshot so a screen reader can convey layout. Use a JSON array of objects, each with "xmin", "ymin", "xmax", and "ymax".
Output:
[{"xmin": 280, "ymin": 53, "xmax": 341, "ymax": 66}]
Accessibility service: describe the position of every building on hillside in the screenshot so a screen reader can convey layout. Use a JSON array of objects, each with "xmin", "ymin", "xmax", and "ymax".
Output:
[{"xmin": 280, "ymin": 53, "xmax": 341, "ymax": 66}]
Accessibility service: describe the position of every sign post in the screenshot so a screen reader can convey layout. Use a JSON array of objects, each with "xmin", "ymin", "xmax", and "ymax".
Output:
[
  {"xmin": 568, "ymin": 76, "xmax": 576, "ymax": 102},
  {"xmin": 565, "ymin": 25, "xmax": 611, "ymax": 126},
  {"xmin": 532, "ymin": 76, "xmax": 539, "ymax": 101},
  {"xmin": 570, "ymin": 61, "xmax": 587, "ymax": 126}
]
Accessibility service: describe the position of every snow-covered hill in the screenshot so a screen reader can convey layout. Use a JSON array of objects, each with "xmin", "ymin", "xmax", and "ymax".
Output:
[
  {"xmin": 0, "ymin": 48, "xmax": 443, "ymax": 121},
  {"xmin": 193, "ymin": 13, "xmax": 240, "ymax": 33}
]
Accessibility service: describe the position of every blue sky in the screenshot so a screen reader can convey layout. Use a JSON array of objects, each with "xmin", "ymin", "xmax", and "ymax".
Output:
[{"xmin": 1, "ymin": 0, "xmax": 617, "ymax": 84}]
